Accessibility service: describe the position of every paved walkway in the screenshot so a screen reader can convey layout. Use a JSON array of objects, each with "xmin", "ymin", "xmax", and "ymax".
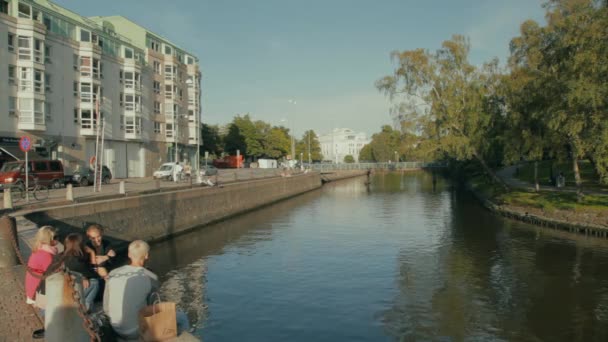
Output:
[
  {"xmin": 1, "ymin": 168, "xmax": 295, "ymax": 212},
  {"xmin": 497, "ymin": 165, "xmax": 608, "ymax": 195}
]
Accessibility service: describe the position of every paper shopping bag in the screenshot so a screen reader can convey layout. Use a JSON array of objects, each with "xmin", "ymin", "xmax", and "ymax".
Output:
[{"xmin": 138, "ymin": 301, "xmax": 177, "ymax": 341}]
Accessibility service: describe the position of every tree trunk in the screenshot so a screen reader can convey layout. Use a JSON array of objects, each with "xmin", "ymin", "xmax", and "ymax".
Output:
[
  {"xmin": 534, "ymin": 160, "xmax": 539, "ymax": 192},
  {"xmin": 473, "ymin": 153, "xmax": 509, "ymax": 191},
  {"xmin": 572, "ymin": 154, "xmax": 584, "ymax": 202}
]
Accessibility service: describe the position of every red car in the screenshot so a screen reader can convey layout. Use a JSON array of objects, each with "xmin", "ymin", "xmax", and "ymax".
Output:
[{"xmin": 0, "ymin": 160, "xmax": 65, "ymax": 191}]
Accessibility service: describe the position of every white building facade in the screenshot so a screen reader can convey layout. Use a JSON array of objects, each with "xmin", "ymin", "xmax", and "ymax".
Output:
[
  {"xmin": 0, "ymin": 0, "xmax": 201, "ymax": 177},
  {"xmin": 318, "ymin": 128, "xmax": 370, "ymax": 163}
]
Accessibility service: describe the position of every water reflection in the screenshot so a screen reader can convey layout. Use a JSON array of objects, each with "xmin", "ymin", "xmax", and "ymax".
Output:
[{"xmin": 151, "ymin": 172, "xmax": 608, "ymax": 341}]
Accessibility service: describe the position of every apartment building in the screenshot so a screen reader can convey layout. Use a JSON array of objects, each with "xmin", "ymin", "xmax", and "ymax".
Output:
[
  {"xmin": 0, "ymin": 0, "xmax": 201, "ymax": 177},
  {"xmin": 319, "ymin": 128, "xmax": 370, "ymax": 163}
]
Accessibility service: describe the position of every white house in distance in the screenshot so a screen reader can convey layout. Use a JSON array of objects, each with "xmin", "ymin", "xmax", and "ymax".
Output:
[{"xmin": 318, "ymin": 128, "xmax": 370, "ymax": 163}]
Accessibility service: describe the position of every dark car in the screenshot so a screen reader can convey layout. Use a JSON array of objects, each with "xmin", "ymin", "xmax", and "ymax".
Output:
[
  {"xmin": 69, "ymin": 166, "xmax": 112, "ymax": 186},
  {"xmin": 200, "ymin": 164, "xmax": 218, "ymax": 176}
]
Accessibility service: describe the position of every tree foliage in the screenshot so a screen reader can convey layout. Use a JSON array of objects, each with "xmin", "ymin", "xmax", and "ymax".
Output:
[
  {"xmin": 295, "ymin": 130, "xmax": 323, "ymax": 162},
  {"xmin": 344, "ymin": 155, "xmax": 355, "ymax": 163},
  {"xmin": 378, "ymin": 0, "xmax": 608, "ymax": 192},
  {"xmin": 377, "ymin": 36, "xmax": 507, "ymax": 186}
]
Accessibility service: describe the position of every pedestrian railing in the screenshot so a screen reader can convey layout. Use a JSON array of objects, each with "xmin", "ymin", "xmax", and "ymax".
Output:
[{"xmin": 309, "ymin": 162, "xmax": 445, "ymax": 172}]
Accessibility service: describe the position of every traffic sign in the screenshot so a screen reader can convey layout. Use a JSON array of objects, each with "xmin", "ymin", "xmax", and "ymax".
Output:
[{"xmin": 19, "ymin": 136, "xmax": 31, "ymax": 153}]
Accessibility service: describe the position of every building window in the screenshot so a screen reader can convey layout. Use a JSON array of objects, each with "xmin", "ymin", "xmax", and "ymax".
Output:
[
  {"xmin": 154, "ymin": 101, "xmax": 161, "ymax": 114},
  {"xmin": 18, "ymin": 36, "xmax": 31, "ymax": 60},
  {"xmin": 34, "ymin": 69, "xmax": 43, "ymax": 93},
  {"xmin": 120, "ymin": 115, "xmax": 125, "ymax": 130},
  {"xmin": 164, "ymin": 103, "xmax": 174, "ymax": 117},
  {"xmin": 18, "ymin": 2, "xmax": 31, "ymax": 19},
  {"xmin": 119, "ymin": 92, "xmax": 123, "ymax": 107},
  {"xmin": 164, "ymin": 45, "xmax": 172, "ymax": 55},
  {"xmin": 45, "ymin": 102, "xmax": 51, "ymax": 121},
  {"xmin": 153, "ymin": 61, "xmax": 161, "ymax": 74},
  {"xmin": 73, "ymin": 108, "xmax": 79, "ymax": 123},
  {"xmin": 80, "ymin": 82, "xmax": 92, "ymax": 103},
  {"xmin": 8, "ymin": 65, "xmax": 15, "ymax": 84},
  {"xmin": 81, "ymin": 109, "xmax": 93, "ymax": 129},
  {"xmin": 73, "ymin": 54, "xmax": 79, "ymax": 70},
  {"xmin": 80, "ymin": 28, "xmax": 90, "ymax": 42},
  {"xmin": 8, "ymin": 33, "xmax": 14, "ymax": 52},
  {"xmin": 165, "ymin": 123, "xmax": 173, "ymax": 138},
  {"xmin": 154, "ymin": 122, "xmax": 161, "ymax": 134},
  {"xmin": 19, "ymin": 98, "xmax": 33, "ymax": 122},
  {"xmin": 123, "ymin": 47, "xmax": 133, "ymax": 59},
  {"xmin": 186, "ymin": 56, "xmax": 194, "ymax": 65},
  {"xmin": 34, "ymin": 39, "xmax": 42, "ymax": 62},
  {"xmin": 92, "ymin": 58, "xmax": 100, "ymax": 78},
  {"xmin": 124, "ymin": 71, "xmax": 134, "ymax": 89},
  {"xmin": 73, "ymin": 82, "xmax": 78, "ymax": 97},
  {"xmin": 80, "ymin": 56, "xmax": 91, "ymax": 77},
  {"xmin": 153, "ymin": 81, "xmax": 160, "ymax": 94},
  {"xmin": 119, "ymin": 70, "xmax": 123, "ymax": 83},
  {"xmin": 34, "ymin": 100, "xmax": 44, "ymax": 124},
  {"xmin": 43, "ymin": 15, "xmax": 51, "ymax": 30},
  {"xmin": 8, "ymin": 97, "xmax": 16, "ymax": 116},
  {"xmin": 125, "ymin": 116, "xmax": 141, "ymax": 134},
  {"xmin": 1, "ymin": 0, "xmax": 9, "ymax": 15},
  {"xmin": 19, "ymin": 67, "xmax": 32, "ymax": 91},
  {"xmin": 165, "ymin": 85, "xmax": 173, "ymax": 99},
  {"xmin": 164, "ymin": 64, "xmax": 175, "ymax": 81},
  {"xmin": 45, "ymin": 73, "xmax": 51, "ymax": 92},
  {"xmin": 149, "ymin": 40, "xmax": 160, "ymax": 52},
  {"xmin": 44, "ymin": 45, "xmax": 51, "ymax": 63}
]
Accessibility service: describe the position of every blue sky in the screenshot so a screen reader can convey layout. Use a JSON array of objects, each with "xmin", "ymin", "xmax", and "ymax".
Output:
[{"xmin": 55, "ymin": 0, "xmax": 546, "ymax": 138}]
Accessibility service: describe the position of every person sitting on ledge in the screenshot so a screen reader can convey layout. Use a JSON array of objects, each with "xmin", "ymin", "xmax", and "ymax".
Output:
[
  {"xmin": 103, "ymin": 240, "xmax": 189, "ymax": 339},
  {"xmin": 85, "ymin": 224, "xmax": 116, "ymax": 269},
  {"xmin": 63, "ymin": 233, "xmax": 104, "ymax": 312}
]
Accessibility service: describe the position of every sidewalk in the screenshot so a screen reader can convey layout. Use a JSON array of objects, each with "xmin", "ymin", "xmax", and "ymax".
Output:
[
  {"xmin": 497, "ymin": 165, "xmax": 608, "ymax": 195},
  {"xmin": 1, "ymin": 168, "xmax": 291, "ymax": 212}
]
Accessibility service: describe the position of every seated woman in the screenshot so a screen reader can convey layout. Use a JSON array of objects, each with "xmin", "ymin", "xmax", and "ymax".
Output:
[
  {"xmin": 26, "ymin": 226, "xmax": 62, "ymax": 339},
  {"xmin": 63, "ymin": 233, "xmax": 106, "ymax": 312}
]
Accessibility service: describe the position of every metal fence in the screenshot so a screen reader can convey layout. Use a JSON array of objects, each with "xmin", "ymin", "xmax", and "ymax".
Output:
[{"xmin": 309, "ymin": 162, "xmax": 445, "ymax": 172}]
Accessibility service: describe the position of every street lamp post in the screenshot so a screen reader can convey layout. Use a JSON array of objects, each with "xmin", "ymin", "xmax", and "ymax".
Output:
[
  {"xmin": 288, "ymin": 99, "xmax": 296, "ymax": 163},
  {"xmin": 394, "ymin": 151, "xmax": 398, "ymax": 163}
]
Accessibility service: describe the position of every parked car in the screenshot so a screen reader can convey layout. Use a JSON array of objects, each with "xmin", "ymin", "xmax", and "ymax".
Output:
[
  {"xmin": 153, "ymin": 162, "xmax": 177, "ymax": 180},
  {"xmin": 200, "ymin": 164, "xmax": 218, "ymax": 176},
  {"xmin": 0, "ymin": 160, "xmax": 64, "ymax": 191},
  {"xmin": 68, "ymin": 165, "xmax": 112, "ymax": 186}
]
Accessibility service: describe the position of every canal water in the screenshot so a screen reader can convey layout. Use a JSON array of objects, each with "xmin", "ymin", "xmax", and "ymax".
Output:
[{"xmin": 149, "ymin": 172, "xmax": 608, "ymax": 341}]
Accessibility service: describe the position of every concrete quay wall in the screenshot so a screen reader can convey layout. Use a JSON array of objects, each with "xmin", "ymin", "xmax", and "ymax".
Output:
[{"xmin": 23, "ymin": 173, "xmax": 322, "ymax": 242}]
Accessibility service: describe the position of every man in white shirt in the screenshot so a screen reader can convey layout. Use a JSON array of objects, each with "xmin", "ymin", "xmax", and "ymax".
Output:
[{"xmin": 103, "ymin": 240, "xmax": 189, "ymax": 339}]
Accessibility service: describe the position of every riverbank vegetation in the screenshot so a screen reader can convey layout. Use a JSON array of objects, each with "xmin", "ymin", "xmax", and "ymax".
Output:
[
  {"xmin": 373, "ymin": 0, "xmax": 608, "ymax": 203},
  {"xmin": 200, "ymin": 114, "xmax": 323, "ymax": 162}
]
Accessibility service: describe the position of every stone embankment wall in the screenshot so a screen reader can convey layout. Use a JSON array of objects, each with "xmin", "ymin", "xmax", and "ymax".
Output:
[{"xmin": 23, "ymin": 173, "xmax": 322, "ymax": 242}]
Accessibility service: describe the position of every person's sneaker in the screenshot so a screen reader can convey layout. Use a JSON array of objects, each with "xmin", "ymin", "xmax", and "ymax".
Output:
[{"xmin": 32, "ymin": 328, "xmax": 45, "ymax": 339}]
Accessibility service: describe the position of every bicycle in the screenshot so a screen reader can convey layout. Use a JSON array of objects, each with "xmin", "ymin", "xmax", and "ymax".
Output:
[
  {"xmin": 9, "ymin": 178, "xmax": 50, "ymax": 201},
  {"xmin": 31, "ymin": 177, "xmax": 49, "ymax": 201}
]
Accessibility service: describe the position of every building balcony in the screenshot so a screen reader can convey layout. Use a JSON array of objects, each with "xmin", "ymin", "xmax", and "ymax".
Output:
[
  {"xmin": 78, "ymin": 126, "xmax": 98, "ymax": 137},
  {"xmin": 18, "ymin": 120, "xmax": 46, "ymax": 132},
  {"xmin": 125, "ymin": 131, "xmax": 142, "ymax": 140}
]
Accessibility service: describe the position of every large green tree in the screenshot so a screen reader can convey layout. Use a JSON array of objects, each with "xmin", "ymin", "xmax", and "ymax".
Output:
[
  {"xmin": 507, "ymin": 0, "xmax": 608, "ymax": 196},
  {"xmin": 200, "ymin": 123, "xmax": 223, "ymax": 158},
  {"xmin": 263, "ymin": 126, "xmax": 291, "ymax": 159},
  {"xmin": 377, "ymin": 35, "xmax": 507, "ymax": 187},
  {"xmin": 295, "ymin": 130, "xmax": 323, "ymax": 162}
]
